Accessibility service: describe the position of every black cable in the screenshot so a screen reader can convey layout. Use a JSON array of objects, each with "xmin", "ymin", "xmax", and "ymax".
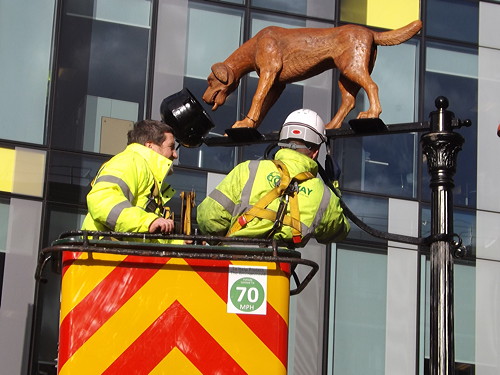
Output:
[
  {"xmin": 265, "ymin": 144, "xmax": 428, "ymax": 246},
  {"xmin": 317, "ymin": 160, "xmax": 427, "ymax": 246}
]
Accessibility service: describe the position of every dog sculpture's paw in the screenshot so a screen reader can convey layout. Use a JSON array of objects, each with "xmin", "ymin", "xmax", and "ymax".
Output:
[
  {"xmin": 357, "ymin": 110, "xmax": 382, "ymax": 120},
  {"xmin": 232, "ymin": 118, "xmax": 257, "ymax": 129}
]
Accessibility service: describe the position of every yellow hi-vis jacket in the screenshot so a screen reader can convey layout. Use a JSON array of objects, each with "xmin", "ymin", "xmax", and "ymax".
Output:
[
  {"xmin": 197, "ymin": 148, "xmax": 350, "ymax": 247},
  {"xmin": 81, "ymin": 143, "xmax": 177, "ymax": 243}
]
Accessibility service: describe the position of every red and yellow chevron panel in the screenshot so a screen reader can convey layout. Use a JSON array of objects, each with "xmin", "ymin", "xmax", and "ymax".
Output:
[{"xmin": 57, "ymin": 250, "xmax": 291, "ymax": 374}]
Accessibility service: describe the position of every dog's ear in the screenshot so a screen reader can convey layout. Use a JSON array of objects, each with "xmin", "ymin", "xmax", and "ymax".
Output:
[{"xmin": 211, "ymin": 63, "xmax": 234, "ymax": 85}]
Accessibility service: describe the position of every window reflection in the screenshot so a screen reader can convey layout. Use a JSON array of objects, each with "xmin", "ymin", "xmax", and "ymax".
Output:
[
  {"xmin": 423, "ymin": 43, "xmax": 478, "ymax": 207},
  {"xmin": 182, "ymin": 3, "xmax": 243, "ymax": 171},
  {"xmin": 341, "ymin": 193, "xmax": 388, "ymax": 243},
  {"xmin": 185, "ymin": 3, "xmax": 243, "ymax": 135},
  {"xmin": 51, "ymin": 0, "xmax": 152, "ymax": 152},
  {"xmin": 47, "ymin": 152, "xmax": 107, "ymax": 205},
  {"xmin": 0, "ymin": 1, "xmax": 54, "ymax": 144},
  {"xmin": 65, "ymin": 0, "xmax": 151, "ymax": 26},
  {"xmin": 251, "ymin": 0, "xmax": 306, "ymax": 17},
  {"xmin": 44, "ymin": 204, "xmax": 87, "ymax": 246},
  {"xmin": 251, "ymin": 0, "xmax": 334, "ymax": 20},
  {"xmin": 426, "ymin": 0, "xmax": 478, "ymax": 44},
  {"xmin": 337, "ymin": 133, "xmax": 417, "ymax": 198},
  {"xmin": 334, "ymin": 245, "xmax": 387, "ymax": 374}
]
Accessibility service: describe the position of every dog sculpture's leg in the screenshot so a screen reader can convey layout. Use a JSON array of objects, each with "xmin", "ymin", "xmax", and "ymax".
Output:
[
  {"xmin": 232, "ymin": 69, "xmax": 282, "ymax": 128},
  {"xmin": 356, "ymin": 73, "xmax": 382, "ymax": 120},
  {"xmin": 252, "ymin": 82, "xmax": 286, "ymax": 126},
  {"xmin": 326, "ymin": 75, "xmax": 360, "ymax": 129},
  {"xmin": 232, "ymin": 37, "xmax": 283, "ymax": 129}
]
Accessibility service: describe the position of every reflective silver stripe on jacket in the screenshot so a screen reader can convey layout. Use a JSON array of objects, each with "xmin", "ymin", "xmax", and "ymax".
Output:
[
  {"xmin": 302, "ymin": 184, "xmax": 332, "ymax": 241},
  {"xmin": 208, "ymin": 161, "xmax": 261, "ymax": 218},
  {"xmin": 106, "ymin": 200, "xmax": 133, "ymax": 229},
  {"xmin": 233, "ymin": 160, "xmax": 260, "ymax": 216},
  {"xmin": 95, "ymin": 175, "xmax": 134, "ymax": 203},
  {"xmin": 208, "ymin": 189, "xmax": 235, "ymax": 213}
]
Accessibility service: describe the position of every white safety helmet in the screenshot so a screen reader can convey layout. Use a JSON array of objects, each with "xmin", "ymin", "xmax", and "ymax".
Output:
[{"xmin": 279, "ymin": 109, "xmax": 326, "ymax": 148}]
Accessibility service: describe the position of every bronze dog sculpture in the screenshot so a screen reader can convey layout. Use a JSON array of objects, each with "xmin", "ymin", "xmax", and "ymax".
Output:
[{"xmin": 202, "ymin": 20, "xmax": 422, "ymax": 130}]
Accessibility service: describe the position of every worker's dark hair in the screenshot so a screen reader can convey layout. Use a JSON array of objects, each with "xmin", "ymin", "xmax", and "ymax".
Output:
[{"xmin": 127, "ymin": 119, "xmax": 174, "ymax": 146}]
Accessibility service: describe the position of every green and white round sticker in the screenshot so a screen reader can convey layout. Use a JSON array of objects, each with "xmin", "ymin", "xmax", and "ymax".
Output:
[
  {"xmin": 230, "ymin": 277, "xmax": 265, "ymax": 312},
  {"xmin": 227, "ymin": 265, "xmax": 267, "ymax": 315}
]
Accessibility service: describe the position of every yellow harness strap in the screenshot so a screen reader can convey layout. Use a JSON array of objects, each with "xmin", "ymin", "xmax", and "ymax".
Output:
[{"xmin": 227, "ymin": 160, "xmax": 313, "ymax": 243}]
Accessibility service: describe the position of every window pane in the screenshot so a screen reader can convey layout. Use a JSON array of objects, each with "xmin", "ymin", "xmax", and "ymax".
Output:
[
  {"xmin": 426, "ymin": 0, "xmax": 478, "ymax": 44},
  {"xmin": 423, "ymin": 43, "xmax": 478, "ymax": 207},
  {"xmin": 47, "ymin": 151, "xmax": 105, "ymax": 205},
  {"xmin": 185, "ymin": 2, "xmax": 243, "ymax": 135},
  {"xmin": 337, "ymin": 133, "xmax": 418, "ymax": 198},
  {"xmin": 66, "ymin": 0, "xmax": 151, "ymax": 27},
  {"xmin": 182, "ymin": 3, "xmax": 243, "ymax": 171},
  {"xmin": 334, "ymin": 245, "xmax": 387, "ymax": 374},
  {"xmin": 210, "ymin": 0, "xmax": 243, "ymax": 4},
  {"xmin": 0, "ymin": 0, "xmax": 55, "ymax": 144},
  {"xmin": 50, "ymin": 0, "xmax": 152, "ymax": 152},
  {"xmin": 44, "ymin": 204, "xmax": 87, "ymax": 246},
  {"xmin": 251, "ymin": 0, "xmax": 335, "ymax": 20},
  {"xmin": 341, "ymin": 193, "xmax": 388, "ymax": 243}
]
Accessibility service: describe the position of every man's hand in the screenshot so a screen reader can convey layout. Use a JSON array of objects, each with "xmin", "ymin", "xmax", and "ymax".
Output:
[{"xmin": 149, "ymin": 217, "xmax": 175, "ymax": 233}]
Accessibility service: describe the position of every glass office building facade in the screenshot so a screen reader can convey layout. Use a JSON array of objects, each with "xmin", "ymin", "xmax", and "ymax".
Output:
[{"xmin": 0, "ymin": 0, "xmax": 499, "ymax": 374}]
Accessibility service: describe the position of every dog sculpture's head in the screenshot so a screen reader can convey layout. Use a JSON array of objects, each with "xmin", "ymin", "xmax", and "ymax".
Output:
[{"xmin": 202, "ymin": 62, "xmax": 239, "ymax": 111}]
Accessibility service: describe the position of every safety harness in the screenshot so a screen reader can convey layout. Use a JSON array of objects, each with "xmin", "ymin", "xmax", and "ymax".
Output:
[
  {"xmin": 145, "ymin": 179, "xmax": 175, "ymax": 220},
  {"xmin": 227, "ymin": 160, "xmax": 314, "ymax": 244}
]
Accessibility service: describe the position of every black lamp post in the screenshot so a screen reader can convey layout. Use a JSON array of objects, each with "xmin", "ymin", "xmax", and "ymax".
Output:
[{"xmin": 421, "ymin": 97, "xmax": 465, "ymax": 375}]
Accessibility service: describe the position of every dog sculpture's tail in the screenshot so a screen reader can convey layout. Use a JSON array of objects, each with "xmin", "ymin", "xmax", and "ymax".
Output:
[{"xmin": 373, "ymin": 20, "xmax": 422, "ymax": 46}]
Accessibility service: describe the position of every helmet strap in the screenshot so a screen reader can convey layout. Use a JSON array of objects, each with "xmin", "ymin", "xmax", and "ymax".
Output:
[{"xmin": 277, "ymin": 141, "xmax": 311, "ymax": 150}]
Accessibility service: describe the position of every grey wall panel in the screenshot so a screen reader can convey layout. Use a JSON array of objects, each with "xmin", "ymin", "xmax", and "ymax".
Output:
[
  {"xmin": 386, "ymin": 199, "xmax": 418, "ymax": 375},
  {"xmin": 0, "ymin": 199, "xmax": 42, "ymax": 375},
  {"xmin": 206, "ymin": 172, "xmax": 226, "ymax": 193},
  {"xmin": 479, "ymin": 2, "xmax": 500, "ymax": 49},
  {"xmin": 476, "ymin": 210, "xmax": 500, "ymax": 262},
  {"xmin": 151, "ymin": 0, "xmax": 188, "ymax": 120},
  {"xmin": 477, "ymin": 47, "xmax": 500, "ymax": 213},
  {"xmin": 475, "ymin": 259, "xmax": 500, "ymax": 375}
]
